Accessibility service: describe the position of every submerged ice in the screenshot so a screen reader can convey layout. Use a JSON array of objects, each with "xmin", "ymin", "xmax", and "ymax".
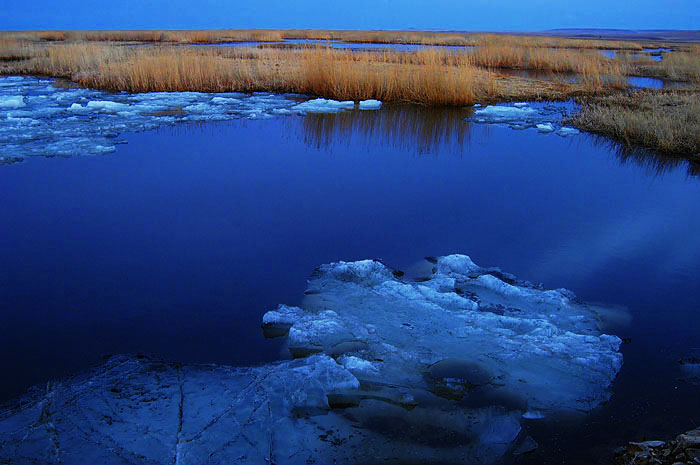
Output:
[
  {"xmin": 470, "ymin": 101, "xmax": 580, "ymax": 137},
  {"xmin": 0, "ymin": 76, "xmax": 383, "ymax": 161},
  {"xmin": 0, "ymin": 254, "xmax": 623, "ymax": 464}
]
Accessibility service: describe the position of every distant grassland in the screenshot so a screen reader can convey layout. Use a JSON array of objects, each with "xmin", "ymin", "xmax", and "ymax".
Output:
[
  {"xmin": 0, "ymin": 29, "xmax": 655, "ymax": 50},
  {"xmin": 0, "ymin": 29, "xmax": 699, "ymax": 154}
]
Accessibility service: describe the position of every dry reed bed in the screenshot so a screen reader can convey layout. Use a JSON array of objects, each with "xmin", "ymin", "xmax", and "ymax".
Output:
[
  {"xmin": 570, "ymin": 91, "xmax": 700, "ymax": 154},
  {"xmin": 0, "ymin": 39, "xmax": 31, "ymax": 60},
  {"xmin": 1, "ymin": 42, "xmax": 627, "ymax": 105},
  {"xmin": 630, "ymin": 46, "xmax": 700, "ymax": 82}
]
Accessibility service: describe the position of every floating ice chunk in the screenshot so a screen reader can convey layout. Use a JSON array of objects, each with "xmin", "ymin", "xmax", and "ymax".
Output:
[
  {"xmin": 359, "ymin": 99, "xmax": 382, "ymax": 110},
  {"xmin": 210, "ymin": 96, "xmax": 240, "ymax": 104},
  {"xmin": 474, "ymin": 105, "xmax": 537, "ymax": 122},
  {"xmin": 93, "ymin": 145, "xmax": 117, "ymax": 154},
  {"xmin": 470, "ymin": 101, "xmax": 579, "ymax": 134},
  {"xmin": 68, "ymin": 102, "xmax": 89, "ymax": 113},
  {"xmin": 263, "ymin": 304, "xmax": 305, "ymax": 326},
  {"xmin": 6, "ymin": 116, "xmax": 38, "ymax": 125},
  {"xmin": 262, "ymin": 304, "xmax": 305, "ymax": 338},
  {"xmin": 264, "ymin": 254, "xmax": 623, "ymax": 414},
  {"xmin": 557, "ymin": 127, "xmax": 580, "ymax": 137},
  {"xmin": 86, "ymin": 100, "xmax": 130, "ymax": 111},
  {"xmin": 0, "ymin": 96, "xmax": 25, "ymax": 108},
  {"xmin": 292, "ymin": 98, "xmax": 355, "ymax": 113}
]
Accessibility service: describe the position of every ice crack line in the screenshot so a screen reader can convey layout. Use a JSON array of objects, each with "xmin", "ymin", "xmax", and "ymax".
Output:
[{"xmin": 174, "ymin": 367, "xmax": 185, "ymax": 465}]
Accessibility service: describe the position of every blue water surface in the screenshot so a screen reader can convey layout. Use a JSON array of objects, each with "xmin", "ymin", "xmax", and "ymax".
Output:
[{"xmin": 1, "ymin": 104, "xmax": 699, "ymax": 463}]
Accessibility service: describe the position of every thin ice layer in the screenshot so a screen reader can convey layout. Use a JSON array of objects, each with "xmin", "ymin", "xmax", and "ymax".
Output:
[
  {"xmin": 0, "ymin": 354, "xmax": 521, "ymax": 465},
  {"xmin": 264, "ymin": 254, "xmax": 623, "ymax": 413},
  {"xmin": 0, "ymin": 76, "xmax": 383, "ymax": 161}
]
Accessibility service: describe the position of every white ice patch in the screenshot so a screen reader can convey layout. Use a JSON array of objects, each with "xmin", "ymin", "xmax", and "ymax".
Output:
[
  {"xmin": 264, "ymin": 254, "xmax": 623, "ymax": 414},
  {"xmin": 557, "ymin": 127, "xmax": 580, "ymax": 137},
  {"xmin": 0, "ymin": 96, "xmax": 25, "ymax": 108},
  {"xmin": 86, "ymin": 100, "xmax": 131, "ymax": 112},
  {"xmin": 359, "ymin": 99, "xmax": 382, "ymax": 110},
  {"xmin": 338, "ymin": 355, "xmax": 381, "ymax": 375},
  {"xmin": 470, "ymin": 101, "xmax": 581, "ymax": 137},
  {"xmin": 292, "ymin": 98, "xmax": 355, "ymax": 113},
  {"xmin": 0, "ymin": 76, "xmax": 369, "ymax": 161},
  {"xmin": 474, "ymin": 105, "xmax": 536, "ymax": 122}
]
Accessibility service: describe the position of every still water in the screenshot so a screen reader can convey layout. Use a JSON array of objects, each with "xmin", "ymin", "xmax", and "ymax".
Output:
[{"xmin": 1, "ymin": 105, "xmax": 699, "ymax": 463}]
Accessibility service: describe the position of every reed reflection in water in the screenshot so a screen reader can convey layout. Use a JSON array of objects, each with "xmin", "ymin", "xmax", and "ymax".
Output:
[
  {"xmin": 292, "ymin": 104, "xmax": 700, "ymax": 180},
  {"xmin": 297, "ymin": 104, "xmax": 475, "ymax": 156}
]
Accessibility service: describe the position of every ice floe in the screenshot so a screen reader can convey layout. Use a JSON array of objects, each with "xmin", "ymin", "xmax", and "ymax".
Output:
[
  {"xmin": 470, "ymin": 101, "xmax": 582, "ymax": 137},
  {"xmin": 0, "ymin": 254, "xmax": 624, "ymax": 464},
  {"xmin": 359, "ymin": 99, "xmax": 383, "ymax": 110},
  {"xmin": 536, "ymin": 123, "xmax": 555, "ymax": 133},
  {"xmin": 264, "ymin": 254, "xmax": 623, "ymax": 414},
  {"xmin": 557, "ymin": 127, "xmax": 580, "ymax": 137},
  {"xmin": 0, "ymin": 76, "xmax": 383, "ymax": 161},
  {"xmin": 0, "ymin": 95, "xmax": 25, "ymax": 108},
  {"xmin": 291, "ymin": 98, "xmax": 355, "ymax": 113}
]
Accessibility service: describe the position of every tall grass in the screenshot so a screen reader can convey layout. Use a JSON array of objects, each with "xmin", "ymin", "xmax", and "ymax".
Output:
[
  {"xmin": 659, "ymin": 46, "xmax": 700, "ymax": 82},
  {"xmin": 0, "ymin": 40, "xmax": 31, "ymax": 60},
  {"xmin": 0, "ymin": 39, "xmax": 652, "ymax": 104},
  {"xmin": 570, "ymin": 91, "xmax": 700, "ymax": 154},
  {"xmin": 295, "ymin": 48, "xmax": 488, "ymax": 105}
]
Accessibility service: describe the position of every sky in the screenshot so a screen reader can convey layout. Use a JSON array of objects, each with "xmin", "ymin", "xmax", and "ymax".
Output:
[{"xmin": 1, "ymin": 0, "xmax": 698, "ymax": 31}]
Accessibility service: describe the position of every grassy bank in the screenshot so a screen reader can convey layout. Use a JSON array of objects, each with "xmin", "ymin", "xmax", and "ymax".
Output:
[{"xmin": 570, "ymin": 91, "xmax": 700, "ymax": 155}]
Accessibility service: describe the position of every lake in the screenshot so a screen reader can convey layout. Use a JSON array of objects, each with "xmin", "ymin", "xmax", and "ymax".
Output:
[{"xmin": 1, "ymin": 89, "xmax": 699, "ymax": 463}]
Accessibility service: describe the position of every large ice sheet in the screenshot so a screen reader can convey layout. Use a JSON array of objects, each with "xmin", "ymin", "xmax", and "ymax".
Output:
[
  {"xmin": 0, "ymin": 354, "xmax": 522, "ymax": 464},
  {"xmin": 0, "ymin": 254, "xmax": 623, "ymax": 463},
  {"xmin": 263, "ymin": 254, "xmax": 623, "ymax": 414},
  {"xmin": 0, "ymin": 76, "xmax": 383, "ymax": 162}
]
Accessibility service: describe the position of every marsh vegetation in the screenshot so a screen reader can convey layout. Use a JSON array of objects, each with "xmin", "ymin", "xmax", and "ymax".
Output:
[{"xmin": 0, "ymin": 29, "xmax": 698, "ymax": 154}]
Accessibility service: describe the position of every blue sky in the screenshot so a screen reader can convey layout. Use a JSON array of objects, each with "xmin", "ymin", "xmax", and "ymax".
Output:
[{"xmin": 1, "ymin": 0, "xmax": 698, "ymax": 31}]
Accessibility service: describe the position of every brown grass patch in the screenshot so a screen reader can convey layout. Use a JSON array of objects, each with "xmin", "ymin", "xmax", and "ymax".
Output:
[
  {"xmin": 1, "ymin": 41, "xmax": 624, "ymax": 104},
  {"xmin": 570, "ymin": 90, "xmax": 700, "ymax": 155}
]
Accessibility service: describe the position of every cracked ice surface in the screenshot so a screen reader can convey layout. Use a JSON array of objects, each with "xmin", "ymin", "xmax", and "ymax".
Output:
[
  {"xmin": 0, "ymin": 76, "xmax": 383, "ymax": 161},
  {"xmin": 0, "ymin": 354, "xmax": 522, "ymax": 465},
  {"xmin": 264, "ymin": 254, "xmax": 623, "ymax": 414},
  {"xmin": 469, "ymin": 101, "xmax": 581, "ymax": 137}
]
